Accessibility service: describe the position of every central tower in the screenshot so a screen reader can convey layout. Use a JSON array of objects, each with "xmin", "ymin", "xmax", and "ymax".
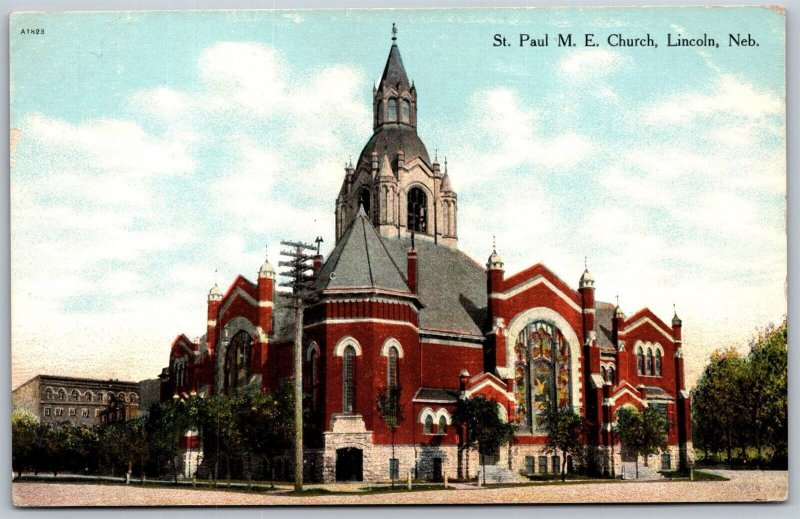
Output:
[{"xmin": 335, "ymin": 26, "xmax": 458, "ymax": 248}]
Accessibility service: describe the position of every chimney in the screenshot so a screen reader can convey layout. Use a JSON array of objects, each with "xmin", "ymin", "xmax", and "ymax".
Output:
[{"xmin": 407, "ymin": 247, "xmax": 418, "ymax": 293}]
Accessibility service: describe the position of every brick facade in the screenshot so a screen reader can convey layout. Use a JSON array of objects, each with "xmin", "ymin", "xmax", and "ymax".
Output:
[{"xmin": 161, "ymin": 34, "xmax": 693, "ymax": 483}]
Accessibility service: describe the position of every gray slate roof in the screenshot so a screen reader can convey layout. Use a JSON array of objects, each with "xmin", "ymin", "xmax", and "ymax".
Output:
[
  {"xmin": 413, "ymin": 387, "xmax": 460, "ymax": 403},
  {"xmin": 357, "ymin": 125, "xmax": 431, "ymax": 169},
  {"xmin": 380, "ymin": 236, "xmax": 487, "ymax": 336},
  {"xmin": 595, "ymin": 301, "xmax": 617, "ymax": 351},
  {"xmin": 645, "ymin": 386, "xmax": 673, "ymax": 400},
  {"xmin": 316, "ymin": 208, "xmax": 411, "ymax": 293},
  {"xmin": 380, "ymin": 43, "xmax": 410, "ymax": 89}
]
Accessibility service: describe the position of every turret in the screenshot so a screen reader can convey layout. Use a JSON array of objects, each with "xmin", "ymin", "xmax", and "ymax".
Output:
[
  {"xmin": 207, "ymin": 282, "xmax": 222, "ymax": 355},
  {"xmin": 485, "ymin": 241, "xmax": 505, "ymax": 374},
  {"xmin": 579, "ymin": 261, "xmax": 596, "ymax": 345},
  {"xmin": 373, "ymin": 24, "xmax": 417, "ymax": 130},
  {"xmin": 612, "ymin": 300, "xmax": 625, "ymax": 345}
]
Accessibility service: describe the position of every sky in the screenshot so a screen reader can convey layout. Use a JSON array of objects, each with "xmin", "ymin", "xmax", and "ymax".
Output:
[{"xmin": 10, "ymin": 7, "xmax": 786, "ymax": 389}]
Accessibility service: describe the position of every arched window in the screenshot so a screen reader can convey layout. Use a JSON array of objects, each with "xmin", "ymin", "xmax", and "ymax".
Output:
[
  {"xmin": 309, "ymin": 347, "xmax": 319, "ymax": 411},
  {"xmin": 608, "ymin": 367, "xmax": 615, "ymax": 385},
  {"xmin": 513, "ymin": 321, "xmax": 571, "ymax": 431},
  {"xmin": 637, "ymin": 347, "xmax": 644, "ymax": 375},
  {"xmin": 57, "ymin": 388, "xmax": 66, "ymax": 401},
  {"xmin": 387, "ymin": 346, "xmax": 399, "ymax": 388},
  {"xmin": 407, "ymin": 187, "xmax": 427, "ymax": 233},
  {"xmin": 655, "ymin": 349, "xmax": 662, "ymax": 376},
  {"xmin": 376, "ymin": 100, "xmax": 383, "ymax": 125},
  {"xmin": 424, "ymin": 415, "xmax": 433, "ymax": 434},
  {"xmin": 129, "ymin": 393, "xmax": 137, "ymax": 404},
  {"xmin": 84, "ymin": 391, "xmax": 92, "ymax": 402},
  {"xmin": 71, "ymin": 390, "xmax": 79, "ymax": 402},
  {"xmin": 601, "ymin": 366, "xmax": 607, "ymax": 382},
  {"xmin": 343, "ymin": 345, "xmax": 356, "ymax": 414},
  {"xmin": 438, "ymin": 416, "xmax": 447, "ymax": 435},
  {"xmin": 388, "ymin": 97, "xmax": 398, "ymax": 121},
  {"xmin": 646, "ymin": 347, "xmax": 653, "ymax": 376},
  {"xmin": 224, "ymin": 331, "xmax": 253, "ymax": 394},
  {"xmin": 401, "ymin": 99, "xmax": 411, "ymax": 122},
  {"xmin": 358, "ymin": 187, "xmax": 371, "ymax": 216},
  {"xmin": 45, "ymin": 388, "xmax": 53, "ymax": 400}
]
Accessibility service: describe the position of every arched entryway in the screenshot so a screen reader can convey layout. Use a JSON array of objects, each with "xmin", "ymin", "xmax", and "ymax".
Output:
[{"xmin": 335, "ymin": 447, "xmax": 363, "ymax": 481}]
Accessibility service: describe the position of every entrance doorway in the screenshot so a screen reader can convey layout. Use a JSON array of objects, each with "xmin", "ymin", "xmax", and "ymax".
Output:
[
  {"xmin": 335, "ymin": 448, "xmax": 363, "ymax": 481},
  {"xmin": 432, "ymin": 458, "xmax": 443, "ymax": 481}
]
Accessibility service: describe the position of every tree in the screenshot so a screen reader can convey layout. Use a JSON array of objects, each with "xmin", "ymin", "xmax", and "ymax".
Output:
[
  {"xmin": 376, "ymin": 385, "xmax": 405, "ymax": 486},
  {"xmin": 11, "ymin": 409, "xmax": 39, "ymax": 478},
  {"xmin": 542, "ymin": 406, "xmax": 584, "ymax": 481},
  {"xmin": 453, "ymin": 396, "xmax": 515, "ymax": 485},
  {"xmin": 615, "ymin": 405, "xmax": 668, "ymax": 478}
]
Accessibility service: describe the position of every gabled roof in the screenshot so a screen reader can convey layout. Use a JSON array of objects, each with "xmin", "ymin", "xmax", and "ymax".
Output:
[
  {"xmin": 379, "ymin": 42, "xmax": 410, "ymax": 90},
  {"xmin": 413, "ymin": 387, "xmax": 460, "ymax": 404},
  {"xmin": 316, "ymin": 207, "xmax": 411, "ymax": 293}
]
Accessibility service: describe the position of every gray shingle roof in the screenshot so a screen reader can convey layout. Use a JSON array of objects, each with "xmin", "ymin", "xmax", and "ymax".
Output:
[
  {"xmin": 380, "ymin": 237, "xmax": 487, "ymax": 336},
  {"xmin": 413, "ymin": 387, "xmax": 460, "ymax": 403},
  {"xmin": 380, "ymin": 43, "xmax": 410, "ymax": 89},
  {"xmin": 596, "ymin": 301, "xmax": 616, "ymax": 351},
  {"xmin": 645, "ymin": 386, "xmax": 673, "ymax": 400},
  {"xmin": 316, "ymin": 208, "xmax": 411, "ymax": 293},
  {"xmin": 357, "ymin": 125, "xmax": 431, "ymax": 169}
]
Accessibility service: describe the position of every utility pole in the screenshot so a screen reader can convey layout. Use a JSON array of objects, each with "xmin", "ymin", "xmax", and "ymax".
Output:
[{"xmin": 278, "ymin": 240, "xmax": 317, "ymax": 492}]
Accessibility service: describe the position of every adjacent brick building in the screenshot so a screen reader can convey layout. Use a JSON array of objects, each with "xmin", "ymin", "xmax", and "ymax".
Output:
[
  {"xmin": 12, "ymin": 375, "xmax": 140, "ymax": 426},
  {"xmin": 161, "ymin": 31, "xmax": 693, "ymax": 483}
]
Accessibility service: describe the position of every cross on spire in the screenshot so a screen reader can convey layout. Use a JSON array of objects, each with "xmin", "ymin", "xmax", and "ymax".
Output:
[{"xmin": 391, "ymin": 23, "xmax": 397, "ymax": 42}]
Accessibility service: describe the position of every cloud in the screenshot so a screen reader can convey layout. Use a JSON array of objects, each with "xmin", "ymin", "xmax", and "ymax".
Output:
[
  {"xmin": 645, "ymin": 74, "xmax": 783, "ymax": 123},
  {"xmin": 559, "ymin": 48, "xmax": 626, "ymax": 80}
]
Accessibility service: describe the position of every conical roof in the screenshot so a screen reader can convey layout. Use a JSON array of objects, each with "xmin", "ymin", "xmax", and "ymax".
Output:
[
  {"xmin": 379, "ymin": 43, "xmax": 410, "ymax": 89},
  {"xmin": 316, "ymin": 206, "xmax": 410, "ymax": 292}
]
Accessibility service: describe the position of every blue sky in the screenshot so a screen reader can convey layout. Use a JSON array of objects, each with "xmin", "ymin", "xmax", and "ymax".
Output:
[{"xmin": 10, "ymin": 7, "xmax": 785, "ymax": 388}]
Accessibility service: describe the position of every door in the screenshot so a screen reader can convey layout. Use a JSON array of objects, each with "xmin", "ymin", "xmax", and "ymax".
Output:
[
  {"xmin": 335, "ymin": 448, "xmax": 363, "ymax": 482},
  {"xmin": 432, "ymin": 458, "xmax": 443, "ymax": 482}
]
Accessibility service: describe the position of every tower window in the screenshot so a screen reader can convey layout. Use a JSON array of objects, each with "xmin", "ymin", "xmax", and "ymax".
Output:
[
  {"xmin": 388, "ymin": 97, "xmax": 398, "ymax": 121},
  {"xmin": 358, "ymin": 187, "xmax": 371, "ymax": 217},
  {"xmin": 655, "ymin": 349, "xmax": 662, "ymax": 376},
  {"xmin": 401, "ymin": 99, "xmax": 411, "ymax": 122},
  {"xmin": 377, "ymin": 100, "xmax": 383, "ymax": 125},
  {"xmin": 407, "ymin": 187, "xmax": 427, "ymax": 233},
  {"xmin": 343, "ymin": 345, "xmax": 356, "ymax": 414}
]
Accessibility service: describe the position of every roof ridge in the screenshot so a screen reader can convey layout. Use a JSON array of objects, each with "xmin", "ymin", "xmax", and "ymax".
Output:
[{"xmin": 361, "ymin": 216, "xmax": 375, "ymax": 287}]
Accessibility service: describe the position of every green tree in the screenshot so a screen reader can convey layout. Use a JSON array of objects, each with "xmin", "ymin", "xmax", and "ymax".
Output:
[
  {"xmin": 542, "ymin": 406, "xmax": 584, "ymax": 481},
  {"xmin": 615, "ymin": 406, "xmax": 668, "ymax": 479},
  {"xmin": 747, "ymin": 318, "xmax": 787, "ymax": 465},
  {"xmin": 376, "ymin": 385, "xmax": 405, "ymax": 486},
  {"xmin": 453, "ymin": 396, "xmax": 515, "ymax": 485},
  {"xmin": 11, "ymin": 409, "xmax": 39, "ymax": 478}
]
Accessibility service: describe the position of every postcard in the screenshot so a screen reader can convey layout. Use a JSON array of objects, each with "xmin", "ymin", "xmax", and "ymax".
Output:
[{"xmin": 10, "ymin": 6, "xmax": 787, "ymax": 506}]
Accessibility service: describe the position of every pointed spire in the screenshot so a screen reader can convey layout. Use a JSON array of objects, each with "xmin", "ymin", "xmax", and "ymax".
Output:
[
  {"xmin": 379, "ymin": 154, "xmax": 394, "ymax": 179},
  {"xmin": 672, "ymin": 304, "xmax": 682, "ymax": 326},
  {"xmin": 379, "ymin": 25, "xmax": 410, "ymax": 89},
  {"xmin": 441, "ymin": 169, "xmax": 453, "ymax": 192},
  {"xmin": 487, "ymin": 235, "xmax": 503, "ymax": 269}
]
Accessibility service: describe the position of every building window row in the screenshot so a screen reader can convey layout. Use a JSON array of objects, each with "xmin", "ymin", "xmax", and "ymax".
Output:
[
  {"xmin": 524, "ymin": 455, "xmax": 571, "ymax": 475},
  {"xmin": 44, "ymin": 407, "xmax": 94, "ymax": 419},
  {"xmin": 43, "ymin": 387, "xmax": 137, "ymax": 403},
  {"xmin": 378, "ymin": 97, "xmax": 412, "ymax": 124},
  {"xmin": 419, "ymin": 408, "xmax": 451, "ymax": 435},
  {"xmin": 636, "ymin": 343, "xmax": 663, "ymax": 377}
]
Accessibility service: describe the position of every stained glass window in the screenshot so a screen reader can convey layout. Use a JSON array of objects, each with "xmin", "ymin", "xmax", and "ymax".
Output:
[
  {"xmin": 407, "ymin": 188, "xmax": 427, "ymax": 233},
  {"xmin": 655, "ymin": 349, "xmax": 662, "ymax": 376},
  {"xmin": 647, "ymin": 347, "xmax": 653, "ymax": 376},
  {"xmin": 224, "ymin": 331, "xmax": 253, "ymax": 394},
  {"xmin": 438, "ymin": 416, "xmax": 447, "ymax": 435},
  {"xmin": 387, "ymin": 346, "xmax": 398, "ymax": 388},
  {"xmin": 637, "ymin": 347, "xmax": 644, "ymax": 375},
  {"xmin": 343, "ymin": 345, "xmax": 355, "ymax": 413},
  {"xmin": 514, "ymin": 321, "xmax": 571, "ymax": 431},
  {"xmin": 424, "ymin": 415, "xmax": 433, "ymax": 434}
]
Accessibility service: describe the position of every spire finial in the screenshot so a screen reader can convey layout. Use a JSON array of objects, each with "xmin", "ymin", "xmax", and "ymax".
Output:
[
  {"xmin": 492, "ymin": 235, "xmax": 496, "ymax": 253},
  {"xmin": 444, "ymin": 156, "xmax": 448, "ymax": 173},
  {"xmin": 214, "ymin": 268, "xmax": 218, "ymax": 284},
  {"xmin": 616, "ymin": 294, "xmax": 619, "ymax": 306},
  {"xmin": 434, "ymin": 148, "xmax": 438, "ymax": 162},
  {"xmin": 315, "ymin": 236, "xmax": 324, "ymax": 255},
  {"xmin": 391, "ymin": 23, "xmax": 397, "ymax": 42},
  {"xmin": 264, "ymin": 244, "xmax": 268, "ymax": 260},
  {"xmin": 584, "ymin": 256, "xmax": 588, "ymax": 270}
]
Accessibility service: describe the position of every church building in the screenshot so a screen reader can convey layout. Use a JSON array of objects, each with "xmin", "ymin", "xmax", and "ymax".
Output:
[{"xmin": 162, "ymin": 29, "xmax": 693, "ymax": 483}]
